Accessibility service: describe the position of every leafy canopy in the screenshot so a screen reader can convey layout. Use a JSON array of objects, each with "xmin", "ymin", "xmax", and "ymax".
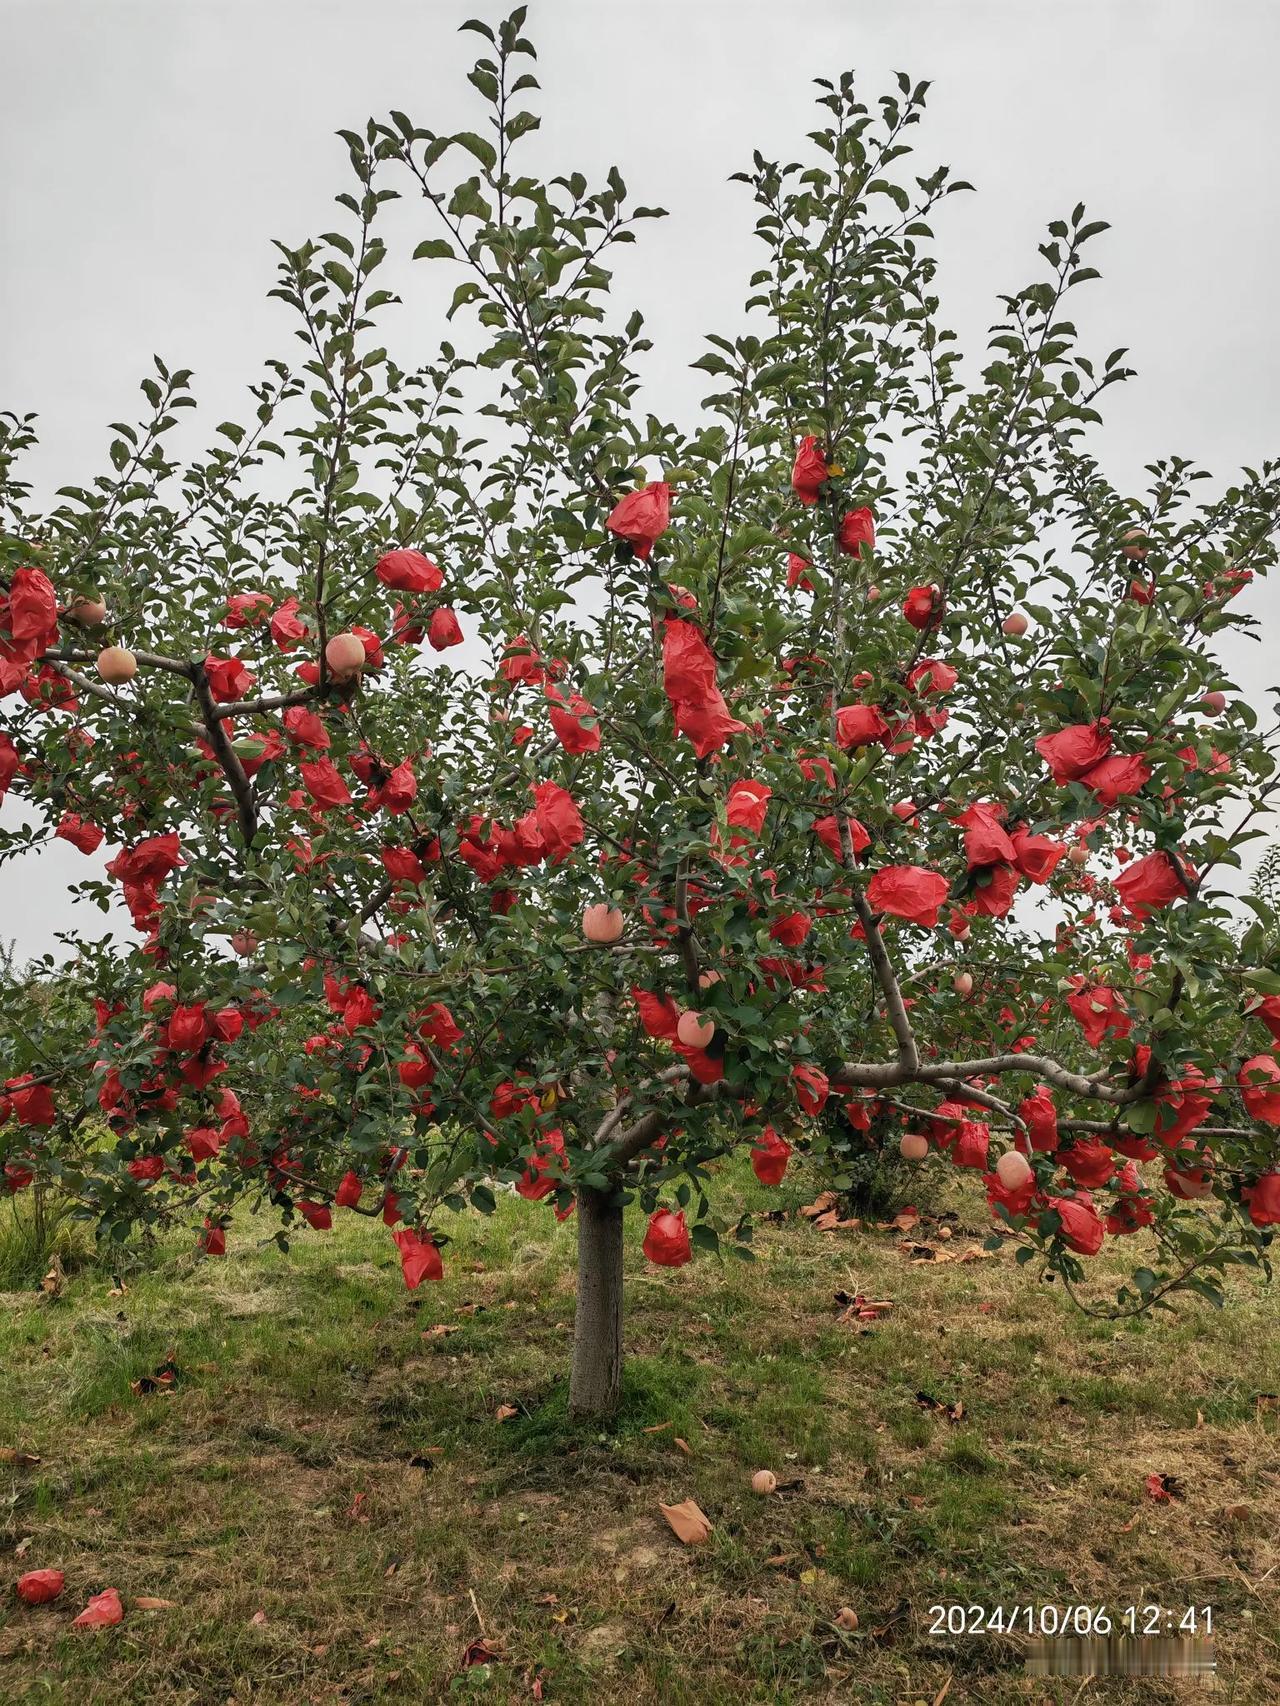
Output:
[{"xmin": 2, "ymin": 8, "xmax": 1279, "ymax": 1312}]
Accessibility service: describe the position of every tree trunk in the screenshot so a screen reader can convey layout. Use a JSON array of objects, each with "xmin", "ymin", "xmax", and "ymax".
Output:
[{"xmin": 568, "ymin": 1183, "xmax": 624, "ymax": 1421}]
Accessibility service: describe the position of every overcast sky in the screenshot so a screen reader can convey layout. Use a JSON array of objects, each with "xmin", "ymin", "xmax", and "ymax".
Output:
[{"xmin": 3, "ymin": 0, "xmax": 1278, "ymax": 964}]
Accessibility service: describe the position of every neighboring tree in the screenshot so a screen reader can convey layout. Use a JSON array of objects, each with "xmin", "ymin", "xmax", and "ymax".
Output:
[{"xmin": 2, "ymin": 11, "xmax": 1279, "ymax": 1417}]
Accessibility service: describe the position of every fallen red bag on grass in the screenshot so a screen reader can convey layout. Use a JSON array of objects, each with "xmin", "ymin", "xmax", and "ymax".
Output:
[
  {"xmin": 72, "ymin": 1587, "xmax": 123, "ymax": 1628},
  {"xmin": 16, "ymin": 1568, "xmax": 65, "ymax": 1605}
]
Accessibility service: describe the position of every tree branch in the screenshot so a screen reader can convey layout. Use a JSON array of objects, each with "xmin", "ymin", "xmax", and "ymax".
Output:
[
  {"xmin": 832, "ymin": 1050, "xmax": 1135, "ymax": 1104},
  {"xmin": 848, "ymin": 879, "xmax": 920, "ymax": 1071},
  {"xmin": 190, "ymin": 660, "xmax": 258, "ymax": 850},
  {"xmin": 49, "ymin": 645, "xmax": 194, "ymax": 679}
]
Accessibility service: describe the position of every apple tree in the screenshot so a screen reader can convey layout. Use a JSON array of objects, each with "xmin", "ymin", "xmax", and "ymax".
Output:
[{"xmin": 3, "ymin": 11, "xmax": 1279, "ymax": 1418}]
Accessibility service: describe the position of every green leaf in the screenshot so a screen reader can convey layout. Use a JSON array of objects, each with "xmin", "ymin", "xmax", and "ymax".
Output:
[
  {"xmin": 452, "ymin": 131, "xmax": 497, "ymax": 172},
  {"xmin": 447, "ymin": 281, "xmax": 484, "ymax": 320}
]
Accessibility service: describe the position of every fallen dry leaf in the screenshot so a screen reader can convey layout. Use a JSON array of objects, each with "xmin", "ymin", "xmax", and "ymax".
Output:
[
  {"xmin": 812, "ymin": 1210, "xmax": 862, "ymax": 1232},
  {"xmin": 870, "ymin": 1598, "xmax": 911, "ymax": 1638},
  {"xmin": 674, "ymin": 1437, "xmax": 691, "ymax": 1455},
  {"xmin": 460, "ymin": 1637, "xmax": 505, "ymax": 1668},
  {"xmin": 764, "ymin": 1551, "xmax": 803, "ymax": 1568},
  {"xmin": 833, "ymin": 1290, "xmax": 893, "ymax": 1324},
  {"xmin": 905, "ymin": 1240, "xmax": 994, "ymax": 1266},
  {"xmin": 876, "ymin": 1207, "xmax": 921, "ymax": 1234},
  {"xmin": 495, "ymin": 1404, "xmax": 518, "ymax": 1423},
  {"xmin": 798, "ymin": 1191, "xmax": 838, "ymax": 1219},
  {"xmin": 642, "ymin": 1422, "xmax": 672, "ymax": 1434},
  {"xmin": 0, "ymin": 1447, "xmax": 41, "ymax": 1469},
  {"xmin": 658, "ymin": 1499, "xmax": 712, "ymax": 1545},
  {"xmin": 249, "ymin": 1609, "xmax": 268, "ymax": 1626},
  {"xmin": 914, "ymin": 1391, "xmax": 964, "ymax": 1424},
  {"xmin": 134, "ymin": 1597, "xmax": 175, "ymax": 1611},
  {"xmin": 1225, "ymin": 1503, "xmax": 1251, "ymax": 1522}
]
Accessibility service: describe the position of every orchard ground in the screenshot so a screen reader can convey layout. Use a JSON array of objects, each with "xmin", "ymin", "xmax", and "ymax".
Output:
[{"xmin": 1, "ymin": 1161, "xmax": 1277, "ymax": 1705}]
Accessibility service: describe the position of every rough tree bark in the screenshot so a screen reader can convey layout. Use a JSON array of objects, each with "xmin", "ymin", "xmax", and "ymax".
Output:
[{"xmin": 567, "ymin": 1183, "xmax": 625, "ymax": 1421}]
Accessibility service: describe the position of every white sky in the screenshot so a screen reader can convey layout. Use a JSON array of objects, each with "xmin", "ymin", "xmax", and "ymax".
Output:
[{"xmin": 2, "ymin": 0, "xmax": 1278, "ymax": 963}]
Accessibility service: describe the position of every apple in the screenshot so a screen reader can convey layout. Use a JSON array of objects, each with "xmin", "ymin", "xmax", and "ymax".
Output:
[
  {"xmin": 582, "ymin": 903, "xmax": 625, "ymax": 944},
  {"xmin": 1121, "ymin": 526, "xmax": 1149, "ymax": 561},
  {"xmin": 66, "ymin": 595, "xmax": 107, "ymax": 626},
  {"xmin": 697, "ymin": 969, "xmax": 722, "ymax": 990},
  {"xmin": 324, "ymin": 632, "xmax": 367, "ymax": 680},
  {"xmin": 1200, "ymin": 692, "xmax": 1226, "ymax": 717},
  {"xmin": 676, "ymin": 1010, "xmax": 715, "ymax": 1050},
  {"xmin": 1068, "ymin": 844, "xmax": 1090, "ymax": 867},
  {"xmin": 751, "ymin": 1469, "xmax": 777, "ymax": 1495},
  {"xmin": 96, "ymin": 645, "xmax": 137, "ymax": 684},
  {"xmin": 1166, "ymin": 1167, "xmax": 1213, "ymax": 1201},
  {"xmin": 900, "ymin": 1132, "xmax": 929, "ymax": 1161},
  {"xmin": 995, "ymin": 1151, "xmax": 1032, "ymax": 1191},
  {"xmin": 953, "ymin": 971, "xmax": 973, "ymax": 996},
  {"xmin": 1001, "ymin": 612, "xmax": 1028, "ymax": 637}
]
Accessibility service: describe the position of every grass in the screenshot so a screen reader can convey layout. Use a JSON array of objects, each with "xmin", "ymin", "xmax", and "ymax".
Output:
[
  {"xmin": 0, "ymin": 1189, "xmax": 91, "ymax": 1292},
  {"xmin": 0, "ymin": 1160, "xmax": 1277, "ymax": 1703}
]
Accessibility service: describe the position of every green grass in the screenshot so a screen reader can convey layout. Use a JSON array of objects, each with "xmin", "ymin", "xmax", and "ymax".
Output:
[
  {"xmin": 0, "ymin": 1190, "xmax": 91, "ymax": 1291},
  {"xmin": 1, "ymin": 1161, "xmax": 1277, "ymax": 1703}
]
